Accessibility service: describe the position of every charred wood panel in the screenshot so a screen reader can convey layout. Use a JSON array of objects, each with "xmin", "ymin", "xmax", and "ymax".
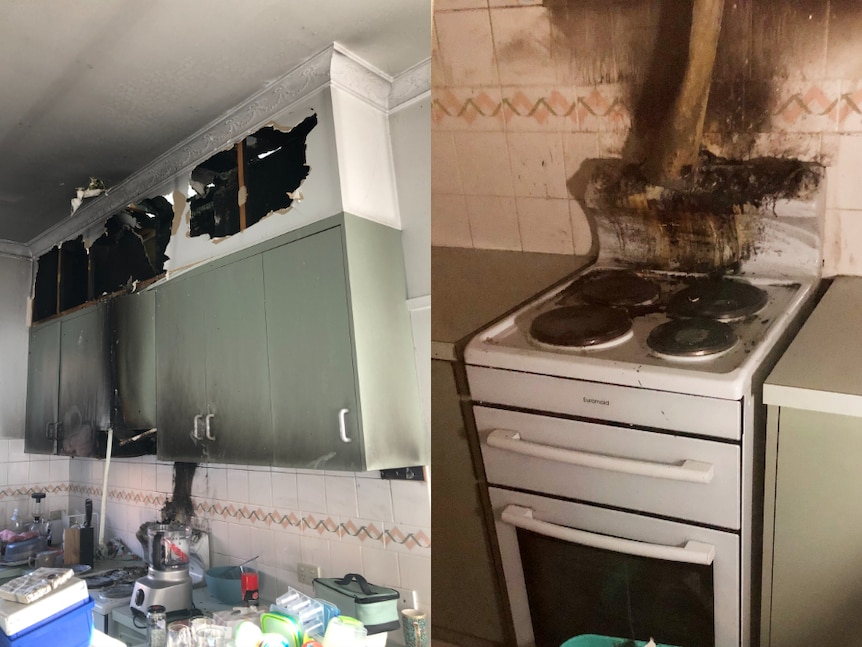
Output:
[
  {"xmin": 33, "ymin": 247, "xmax": 59, "ymax": 322},
  {"xmin": 89, "ymin": 214, "xmax": 157, "ymax": 297},
  {"xmin": 59, "ymin": 237, "xmax": 88, "ymax": 311},
  {"xmin": 188, "ymin": 148, "xmax": 241, "ymax": 238}
]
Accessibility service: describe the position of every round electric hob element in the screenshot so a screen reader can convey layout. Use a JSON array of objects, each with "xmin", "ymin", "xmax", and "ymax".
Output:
[
  {"xmin": 578, "ymin": 271, "xmax": 662, "ymax": 309},
  {"xmin": 528, "ymin": 305, "xmax": 633, "ymax": 349},
  {"xmin": 100, "ymin": 583, "xmax": 135, "ymax": 599},
  {"xmin": 647, "ymin": 317, "xmax": 738, "ymax": 358},
  {"xmin": 667, "ymin": 278, "xmax": 768, "ymax": 321}
]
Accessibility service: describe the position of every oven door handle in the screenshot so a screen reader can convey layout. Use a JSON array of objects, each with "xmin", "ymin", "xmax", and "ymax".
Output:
[
  {"xmin": 501, "ymin": 505, "xmax": 716, "ymax": 565},
  {"xmin": 487, "ymin": 429, "xmax": 714, "ymax": 484}
]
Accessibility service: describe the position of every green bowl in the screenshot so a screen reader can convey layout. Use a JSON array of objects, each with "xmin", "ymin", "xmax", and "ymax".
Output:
[{"xmin": 204, "ymin": 566, "xmax": 256, "ymax": 605}]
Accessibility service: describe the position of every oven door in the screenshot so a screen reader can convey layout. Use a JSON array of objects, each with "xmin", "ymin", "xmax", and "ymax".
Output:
[{"xmin": 489, "ymin": 487, "xmax": 739, "ymax": 647}]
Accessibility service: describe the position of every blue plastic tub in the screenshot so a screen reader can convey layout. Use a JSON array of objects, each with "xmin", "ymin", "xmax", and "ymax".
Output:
[
  {"xmin": 0, "ymin": 596, "xmax": 94, "ymax": 647},
  {"xmin": 561, "ymin": 635, "xmax": 680, "ymax": 647}
]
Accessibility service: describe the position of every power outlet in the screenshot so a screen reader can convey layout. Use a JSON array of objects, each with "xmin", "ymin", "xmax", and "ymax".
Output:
[
  {"xmin": 297, "ymin": 562, "xmax": 320, "ymax": 585},
  {"xmin": 49, "ymin": 510, "xmax": 63, "ymax": 521},
  {"xmin": 392, "ymin": 587, "xmax": 418, "ymax": 611}
]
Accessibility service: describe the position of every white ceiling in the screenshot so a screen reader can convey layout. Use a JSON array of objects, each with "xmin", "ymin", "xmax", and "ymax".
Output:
[{"xmin": 0, "ymin": 0, "xmax": 430, "ymax": 246}]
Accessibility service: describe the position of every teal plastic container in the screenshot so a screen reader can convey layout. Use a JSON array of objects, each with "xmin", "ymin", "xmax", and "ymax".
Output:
[{"xmin": 560, "ymin": 635, "xmax": 680, "ymax": 647}]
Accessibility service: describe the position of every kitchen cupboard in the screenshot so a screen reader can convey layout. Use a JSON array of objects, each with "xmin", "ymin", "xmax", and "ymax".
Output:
[
  {"xmin": 24, "ymin": 292, "xmax": 158, "ymax": 457},
  {"xmin": 155, "ymin": 255, "xmax": 272, "ymax": 465},
  {"xmin": 156, "ymin": 213, "xmax": 425, "ymax": 471},
  {"xmin": 24, "ymin": 303, "xmax": 111, "ymax": 457},
  {"xmin": 760, "ymin": 277, "xmax": 862, "ymax": 647}
]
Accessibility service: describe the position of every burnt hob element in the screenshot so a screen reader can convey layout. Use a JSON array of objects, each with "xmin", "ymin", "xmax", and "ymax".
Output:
[
  {"xmin": 84, "ymin": 566, "xmax": 148, "ymax": 590},
  {"xmin": 647, "ymin": 317, "xmax": 738, "ymax": 358},
  {"xmin": 528, "ymin": 305, "xmax": 632, "ymax": 349},
  {"xmin": 668, "ymin": 279, "xmax": 768, "ymax": 322},
  {"xmin": 577, "ymin": 270, "xmax": 662, "ymax": 310}
]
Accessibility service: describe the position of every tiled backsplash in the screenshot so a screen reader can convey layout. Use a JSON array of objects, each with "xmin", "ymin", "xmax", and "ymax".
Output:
[
  {"xmin": 0, "ymin": 441, "xmax": 430, "ymax": 624},
  {"xmin": 432, "ymin": 2, "xmax": 862, "ymax": 275}
]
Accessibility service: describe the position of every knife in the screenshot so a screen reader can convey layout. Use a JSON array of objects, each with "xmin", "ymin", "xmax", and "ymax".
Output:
[{"xmin": 84, "ymin": 499, "xmax": 92, "ymax": 529}]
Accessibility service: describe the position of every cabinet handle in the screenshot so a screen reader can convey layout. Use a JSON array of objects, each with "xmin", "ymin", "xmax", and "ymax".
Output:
[
  {"xmin": 338, "ymin": 408, "xmax": 351, "ymax": 443},
  {"xmin": 486, "ymin": 429, "xmax": 715, "ymax": 484},
  {"xmin": 45, "ymin": 422, "xmax": 55, "ymax": 441},
  {"xmin": 192, "ymin": 414, "xmax": 203, "ymax": 440},
  {"xmin": 205, "ymin": 414, "xmax": 216, "ymax": 441},
  {"xmin": 501, "ymin": 505, "xmax": 716, "ymax": 565}
]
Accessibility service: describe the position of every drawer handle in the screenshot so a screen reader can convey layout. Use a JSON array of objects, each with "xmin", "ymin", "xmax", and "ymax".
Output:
[
  {"xmin": 501, "ymin": 505, "xmax": 716, "ymax": 566},
  {"xmin": 205, "ymin": 413, "xmax": 216, "ymax": 441},
  {"xmin": 192, "ymin": 414, "xmax": 203, "ymax": 440},
  {"xmin": 486, "ymin": 429, "xmax": 714, "ymax": 484},
  {"xmin": 338, "ymin": 408, "xmax": 351, "ymax": 443}
]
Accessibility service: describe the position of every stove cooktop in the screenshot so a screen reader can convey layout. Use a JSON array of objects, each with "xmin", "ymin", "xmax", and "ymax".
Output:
[{"xmin": 464, "ymin": 266, "xmax": 818, "ymax": 399}]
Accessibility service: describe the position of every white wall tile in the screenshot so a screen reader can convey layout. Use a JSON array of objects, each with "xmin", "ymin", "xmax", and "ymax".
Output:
[
  {"xmin": 330, "ymin": 542, "xmax": 363, "ymax": 579},
  {"xmin": 435, "ymin": 10, "xmax": 498, "ymax": 87},
  {"xmin": 272, "ymin": 471, "xmax": 299, "ymax": 510},
  {"xmin": 397, "ymin": 553, "xmax": 432, "ymax": 598},
  {"xmin": 432, "ymin": 132, "xmax": 463, "ymax": 195},
  {"xmin": 156, "ymin": 464, "xmax": 173, "ymax": 494},
  {"xmin": 454, "ymin": 132, "xmax": 514, "ymax": 196},
  {"xmin": 490, "ymin": 7, "xmax": 555, "ymax": 86},
  {"xmin": 356, "ymin": 479, "xmax": 394, "ymax": 523},
  {"xmin": 516, "ymin": 197, "xmax": 575, "ymax": 254},
  {"xmin": 431, "ymin": 193, "xmax": 472, "ymax": 248},
  {"xmin": 0, "ymin": 441, "xmax": 10, "ymax": 462},
  {"xmin": 8, "ymin": 462, "xmax": 28, "ymax": 486},
  {"xmin": 465, "ymin": 195, "xmax": 522, "ymax": 251},
  {"xmin": 226, "ymin": 469, "xmax": 249, "ymax": 504},
  {"xmin": 127, "ymin": 463, "xmax": 142, "ymax": 490},
  {"xmin": 297, "ymin": 474, "xmax": 327, "ymax": 513},
  {"xmin": 8, "ymin": 440, "xmax": 25, "ymax": 462},
  {"xmin": 274, "ymin": 530, "xmax": 302, "ymax": 573},
  {"xmin": 507, "ymin": 132, "xmax": 568, "ymax": 198},
  {"xmin": 248, "ymin": 471, "xmax": 272, "ymax": 508},
  {"xmin": 205, "ymin": 467, "xmax": 228, "ymax": 502},
  {"xmin": 0, "ymin": 463, "xmax": 9, "ymax": 488},
  {"xmin": 827, "ymin": 135, "xmax": 862, "ymax": 211},
  {"xmin": 50, "ymin": 459, "xmax": 70, "ymax": 482},
  {"xmin": 227, "ymin": 523, "xmax": 253, "ymax": 561},
  {"xmin": 823, "ymin": 208, "xmax": 862, "ymax": 275},
  {"xmin": 570, "ymin": 200, "xmax": 594, "ymax": 256},
  {"xmin": 390, "ymin": 481, "xmax": 431, "ymax": 527},
  {"xmin": 249, "ymin": 526, "xmax": 276, "ymax": 567},
  {"xmin": 324, "ymin": 475, "xmax": 358, "ymax": 518},
  {"xmin": 299, "ymin": 535, "xmax": 332, "ymax": 577},
  {"xmin": 435, "ymin": 0, "xmax": 487, "ymax": 9},
  {"xmin": 361, "ymin": 546, "xmax": 400, "ymax": 589}
]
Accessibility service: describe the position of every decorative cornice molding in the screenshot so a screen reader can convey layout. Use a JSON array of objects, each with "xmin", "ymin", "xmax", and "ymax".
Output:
[
  {"xmin": 391, "ymin": 59, "xmax": 431, "ymax": 111},
  {"xmin": 28, "ymin": 43, "xmax": 405, "ymax": 258},
  {"xmin": 0, "ymin": 240, "xmax": 31, "ymax": 259}
]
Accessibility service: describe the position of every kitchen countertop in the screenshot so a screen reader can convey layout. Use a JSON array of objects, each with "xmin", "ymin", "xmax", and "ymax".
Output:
[{"xmin": 431, "ymin": 246, "xmax": 591, "ymax": 360}]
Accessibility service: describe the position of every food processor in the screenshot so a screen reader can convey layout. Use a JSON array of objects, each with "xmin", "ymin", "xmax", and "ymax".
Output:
[{"xmin": 130, "ymin": 524, "xmax": 193, "ymax": 616}]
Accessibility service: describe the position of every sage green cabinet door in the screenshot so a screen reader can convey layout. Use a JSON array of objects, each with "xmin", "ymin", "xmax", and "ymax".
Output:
[
  {"xmin": 114, "ymin": 291, "xmax": 156, "ymax": 430},
  {"xmin": 156, "ymin": 272, "xmax": 208, "ymax": 461},
  {"xmin": 202, "ymin": 256, "xmax": 272, "ymax": 465},
  {"xmin": 58, "ymin": 304, "xmax": 112, "ymax": 457},
  {"xmin": 264, "ymin": 227, "xmax": 362, "ymax": 470},
  {"xmin": 25, "ymin": 320, "xmax": 60, "ymax": 454}
]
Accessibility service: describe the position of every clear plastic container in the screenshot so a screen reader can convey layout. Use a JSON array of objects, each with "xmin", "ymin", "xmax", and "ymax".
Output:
[{"xmin": 272, "ymin": 587, "xmax": 325, "ymax": 638}]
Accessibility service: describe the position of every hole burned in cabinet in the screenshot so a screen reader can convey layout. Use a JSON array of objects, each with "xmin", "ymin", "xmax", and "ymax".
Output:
[{"xmin": 188, "ymin": 113, "xmax": 318, "ymax": 239}]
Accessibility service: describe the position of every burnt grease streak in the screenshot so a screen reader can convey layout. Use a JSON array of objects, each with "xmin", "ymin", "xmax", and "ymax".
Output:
[{"xmin": 583, "ymin": 153, "xmax": 823, "ymax": 273}]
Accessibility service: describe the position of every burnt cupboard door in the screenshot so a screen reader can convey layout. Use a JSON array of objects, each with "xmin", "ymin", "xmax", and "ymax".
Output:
[
  {"xmin": 155, "ymin": 256, "xmax": 272, "ymax": 464},
  {"xmin": 25, "ymin": 320, "xmax": 60, "ymax": 454},
  {"xmin": 264, "ymin": 227, "xmax": 362, "ymax": 470}
]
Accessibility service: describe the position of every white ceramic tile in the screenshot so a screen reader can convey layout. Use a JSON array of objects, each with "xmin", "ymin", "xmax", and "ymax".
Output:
[
  {"xmin": 156, "ymin": 464, "xmax": 173, "ymax": 494},
  {"xmin": 435, "ymin": 10, "xmax": 499, "ymax": 87},
  {"xmin": 431, "ymin": 14, "xmax": 444, "ymax": 88},
  {"xmin": 227, "ymin": 468, "xmax": 250, "ymax": 504},
  {"xmin": 433, "ymin": 86, "xmax": 505, "ymax": 132},
  {"xmin": 127, "ymin": 463, "xmax": 142, "ymax": 490},
  {"xmin": 0, "ymin": 440, "xmax": 10, "ymax": 462},
  {"xmin": 259, "ymin": 566, "xmax": 280, "ymax": 603},
  {"xmin": 435, "ymin": 0, "xmax": 487, "ymax": 9},
  {"xmin": 822, "ymin": 208, "xmax": 862, "ymax": 275},
  {"xmin": 8, "ymin": 462, "xmax": 28, "ymax": 486},
  {"xmin": 191, "ymin": 468, "xmax": 207, "ymax": 498},
  {"xmin": 454, "ymin": 131, "xmax": 514, "ymax": 196},
  {"xmin": 272, "ymin": 471, "xmax": 299, "ymax": 510},
  {"xmin": 465, "ymin": 195, "xmax": 522, "ymax": 251},
  {"xmin": 432, "ymin": 132, "xmax": 463, "ymax": 195},
  {"xmin": 507, "ymin": 132, "xmax": 567, "ymax": 198},
  {"xmin": 299, "ymin": 535, "xmax": 332, "ymax": 576},
  {"xmin": 340, "ymin": 517, "xmax": 386, "ymax": 547},
  {"xmin": 390, "ymin": 481, "xmax": 431, "ymax": 527},
  {"xmin": 209, "ymin": 519, "xmax": 229, "ymax": 557},
  {"xmin": 139, "ymin": 462, "xmax": 156, "ymax": 491},
  {"xmin": 516, "ymin": 197, "xmax": 575, "ymax": 254},
  {"xmin": 248, "ymin": 470, "xmax": 273, "ymax": 508},
  {"xmin": 249, "ymin": 526, "xmax": 276, "ymax": 567},
  {"xmin": 297, "ymin": 474, "xmax": 326, "ymax": 513},
  {"xmin": 0, "ymin": 463, "xmax": 9, "ymax": 487},
  {"xmin": 360, "ymin": 546, "xmax": 401, "ymax": 589},
  {"xmin": 8, "ymin": 440, "xmax": 25, "ymax": 462},
  {"xmin": 68, "ymin": 459, "xmax": 86, "ymax": 482},
  {"xmin": 564, "ymin": 133, "xmax": 601, "ymax": 174},
  {"xmin": 397, "ymin": 553, "xmax": 432, "ymax": 596},
  {"xmin": 356, "ymin": 478, "xmax": 394, "ymax": 523},
  {"xmin": 50, "ymin": 458, "xmax": 70, "ymax": 482},
  {"xmin": 490, "ymin": 7, "xmax": 555, "ymax": 85},
  {"xmin": 353, "ymin": 470, "xmax": 378, "ymax": 480},
  {"xmin": 570, "ymin": 200, "xmax": 593, "ymax": 256},
  {"xmin": 330, "ymin": 542, "xmax": 363, "ymax": 579},
  {"xmin": 206, "ymin": 467, "xmax": 229, "ymax": 501},
  {"xmin": 324, "ymin": 475, "xmax": 358, "ymax": 518},
  {"xmin": 227, "ymin": 523, "xmax": 253, "ymax": 561},
  {"xmin": 274, "ymin": 530, "xmax": 303, "ymax": 572},
  {"xmin": 828, "ymin": 135, "xmax": 862, "ymax": 211},
  {"xmin": 431, "ymin": 193, "xmax": 473, "ymax": 248},
  {"xmin": 27, "ymin": 459, "xmax": 50, "ymax": 486},
  {"xmin": 384, "ymin": 523, "xmax": 431, "ymax": 557}
]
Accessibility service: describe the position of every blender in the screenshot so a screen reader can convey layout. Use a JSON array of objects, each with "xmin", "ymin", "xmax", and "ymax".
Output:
[{"xmin": 130, "ymin": 524, "xmax": 193, "ymax": 616}]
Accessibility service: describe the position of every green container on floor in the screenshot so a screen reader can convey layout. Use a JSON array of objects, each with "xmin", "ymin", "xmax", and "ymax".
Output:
[{"xmin": 560, "ymin": 635, "xmax": 681, "ymax": 647}]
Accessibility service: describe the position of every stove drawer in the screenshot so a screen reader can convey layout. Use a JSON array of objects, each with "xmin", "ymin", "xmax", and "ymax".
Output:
[{"xmin": 476, "ymin": 406, "xmax": 741, "ymax": 529}]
